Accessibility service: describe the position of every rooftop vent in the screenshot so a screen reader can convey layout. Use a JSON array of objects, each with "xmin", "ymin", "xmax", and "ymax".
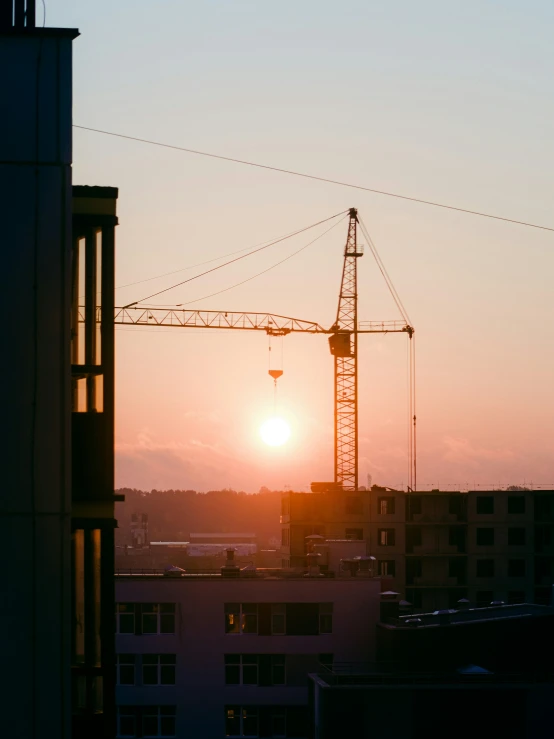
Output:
[{"xmin": 221, "ymin": 548, "xmax": 240, "ymax": 578}]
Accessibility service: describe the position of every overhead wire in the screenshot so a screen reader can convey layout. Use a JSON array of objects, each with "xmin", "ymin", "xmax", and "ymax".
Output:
[
  {"xmin": 123, "ymin": 209, "xmax": 347, "ymax": 307},
  {"xmin": 74, "ymin": 125, "xmax": 554, "ymax": 234}
]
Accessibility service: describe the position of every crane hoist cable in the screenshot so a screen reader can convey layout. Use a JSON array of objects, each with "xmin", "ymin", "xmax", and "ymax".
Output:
[{"xmin": 359, "ymin": 215, "xmax": 416, "ymax": 491}]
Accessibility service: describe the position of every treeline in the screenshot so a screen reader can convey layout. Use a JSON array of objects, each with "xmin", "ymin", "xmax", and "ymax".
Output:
[{"xmin": 115, "ymin": 488, "xmax": 282, "ymax": 547}]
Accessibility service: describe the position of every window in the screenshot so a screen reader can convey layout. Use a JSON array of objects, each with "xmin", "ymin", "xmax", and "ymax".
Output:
[
  {"xmin": 345, "ymin": 528, "xmax": 363, "ymax": 540},
  {"xmin": 345, "ymin": 496, "xmax": 363, "ymax": 514},
  {"xmin": 318, "ymin": 653, "xmax": 334, "ymax": 670},
  {"xmin": 271, "ymin": 709, "xmax": 286, "ymax": 738},
  {"xmin": 508, "ymin": 559, "xmax": 526, "ymax": 578},
  {"xmin": 508, "ymin": 591, "xmax": 526, "ymax": 604},
  {"xmin": 225, "ymin": 604, "xmax": 258, "ymax": 635},
  {"xmin": 225, "ymin": 707, "xmax": 307, "ymax": 738},
  {"xmin": 407, "ymin": 526, "xmax": 422, "ymax": 548},
  {"xmin": 271, "ymin": 604, "xmax": 286, "ymax": 635},
  {"xmin": 225, "ymin": 655, "xmax": 285, "ymax": 686},
  {"xmin": 319, "ymin": 603, "xmax": 333, "ymax": 634},
  {"xmin": 476, "ymin": 559, "xmax": 494, "ymax": 578},
  {"xmin": 142, "ymin": 655, "xmax": 176, "ymax": 686},
  {"xmin": 476, "ymin": 591, "xmax": 494, "ymax": 607},
  {"xmin": 117, "ymin": 604, "xmax": 136, "ymax": 634},
  {"xmin": 118, "ymin": 706, "xmax": 136, "ymax": 738},
  {"xmin": 378, "ymin": 528, "xmax": 396, "ymax": 546},
  {"xmin": 476, "ymin": 496, "xmax": 494, "ymax": 514},
  {"xmin": 117, "ymin": 706, "xmax": 176, "ymax": 738},
  {"xmin": 449, "ymin": 496, "xmax": 462, "ymax": 516},
  {"xmin": 408, "ymin": 496, "xmax": 422, "ymax": 515},
  {"xmin": 476, "ymin": 528, "xmax": 494, "ymax": 546},
  {"xmin": 117, "ymin": 654, "xmax": 135, "ymax": 686},
  {"xmin": 508, "ymin": 528, "xmax": 526, "ymax": 546},
  {"xmin": 271, "ymin": 655, "xmax": 286, "ymax": 685},
  {"xmin": 281, "ymin": 529, "xmax": 289, "ymax": 547},
  {"xmin": 378, "ymin": 560, "xmax": 396, "ymax": 577},
  {"xmin": 226, "ymin": 707, "xmax": 258, "ymax": 737},
  {"xmin": 116, "ymin": 604, "xmax": 176, "ymax": 635},
  {"xmin": 508, "ymin": 496, "xmax": 525, "ymax": 514},
  {"xmin": 379, "ymin": 497, "xmax": 395, "ymax": 515},
  {"xmin": 142, "ymin": 604, "xmax": 176, "ymax": 635},
  {"xmin": 227, "ymin": 603, "xmax": 332, "ymax": 636}
]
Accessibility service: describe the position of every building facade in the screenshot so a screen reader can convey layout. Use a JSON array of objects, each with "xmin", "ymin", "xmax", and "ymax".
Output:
[
  {"xmin": 115, "ymin": 573, "xmax": 381, "ymax": 738},
  {"xmin": 281, "ymin": 488, "xmax": 554, "ymax": 612},
  {"xmin": 1, "ymin": 8, "xmax": 78, "ymax": 738},
  {"xmin": 71, "ymin": 185, "xmax": 121, "ymax": 737}
]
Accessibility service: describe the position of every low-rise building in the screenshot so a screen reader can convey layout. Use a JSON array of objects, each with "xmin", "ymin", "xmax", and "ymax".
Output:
[
  {"xmin": 115, "ymin": 568, "xmax": 381, "ymax": 738},
  {"xmin": 309, "ymin": 597, "xmax": 554, "ymax": 739},
  {"xmin": 282, "ymin": 487, "xmax": 554, "ymax": 611}
]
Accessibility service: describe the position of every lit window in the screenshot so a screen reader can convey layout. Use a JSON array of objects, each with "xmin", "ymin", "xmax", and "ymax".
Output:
[
  {"xmin": 379, "ymin": 497, "xmax": 395, "ymax": 515},
  {"xmin": 224, "ymin": 604, "xmax": 258, "ymax": 635},
  {"xmin": 378, "ymin": 528, "xmax": 396, "ymax": 546},
  {"xmin": 225, "ymin": 706, "xmax": 259, "ymax": 738}
]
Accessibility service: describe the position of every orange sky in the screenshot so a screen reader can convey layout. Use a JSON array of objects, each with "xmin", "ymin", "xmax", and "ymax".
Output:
[{"xmin": 53, "ymin": 0, "xmax": 554, "ymax": 491}]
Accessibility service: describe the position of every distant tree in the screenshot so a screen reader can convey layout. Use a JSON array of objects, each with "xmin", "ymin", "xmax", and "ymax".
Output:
[{"xmin": 506, "ymin": 485, "xmax": 531, "ymax": 491}]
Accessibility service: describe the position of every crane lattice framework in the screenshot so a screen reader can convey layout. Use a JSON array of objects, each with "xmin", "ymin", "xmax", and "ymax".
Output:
[
  {"xmin": 107, "ymin": 208, "xmax": 414, "ymax": 492},
  {"xmin": 329, "ymin": 207, "xmax": 362, "ymax": 491}
]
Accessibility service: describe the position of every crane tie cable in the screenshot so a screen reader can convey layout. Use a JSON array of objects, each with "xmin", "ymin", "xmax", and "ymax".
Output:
[{"xmin": 122, "ymin": 209, "xmax": 348, "ymax": 308}]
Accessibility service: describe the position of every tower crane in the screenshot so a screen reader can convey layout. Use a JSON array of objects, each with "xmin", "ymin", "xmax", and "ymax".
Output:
[{"xmin": 111, "ymin": 208, "xmax": 414, "ymax": 491}]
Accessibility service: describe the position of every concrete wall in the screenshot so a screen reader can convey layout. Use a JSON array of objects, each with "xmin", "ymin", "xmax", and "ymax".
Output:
[
  {"xmin": 116, "ymin": 576, "xmax": 381, "ymax": 737},
  {"xmin": 0, "ymin": 28, "xmax": 77, "ymax": 739}
]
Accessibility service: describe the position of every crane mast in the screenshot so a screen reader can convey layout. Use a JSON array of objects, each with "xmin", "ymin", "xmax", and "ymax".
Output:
[
  {"xmin": 104, "ymin": 208, "xmax": 414, "ymax": 491},
  {"xmin": 329, "ymin": 207, "xmax": 362, "ymax": 491}
]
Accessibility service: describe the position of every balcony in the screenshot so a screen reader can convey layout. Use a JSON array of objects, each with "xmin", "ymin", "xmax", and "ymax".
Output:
[{"xmin": 280, "ymin": 515, "xmax": 290, "ymax": 524}]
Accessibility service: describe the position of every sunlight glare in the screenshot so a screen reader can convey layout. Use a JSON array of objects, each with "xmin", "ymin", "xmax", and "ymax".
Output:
[{"xmin": 259, "ymin": 417, "xmax": 291, "ymax": 447}]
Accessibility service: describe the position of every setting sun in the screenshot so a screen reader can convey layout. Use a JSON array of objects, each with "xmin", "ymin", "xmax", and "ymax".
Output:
[{"xmin": 259, "ymin": 417, "xmax": 291, "ymax": 447}]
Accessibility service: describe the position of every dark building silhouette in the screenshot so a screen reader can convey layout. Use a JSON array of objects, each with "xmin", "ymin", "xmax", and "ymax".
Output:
[
  {"xmin": 309, "ymin": 595, "xmax": 554, "ymax": 739},
  {"xmin": 1, "ymin": 5, "xmax": 78, "ymax": 737},
  {"xmin": 71, "ymin": 186, "xmax": 122, "ymax": 737},
  {"xmin": 1, "ymin": 4, "xmax": 119, "ymax": 737}
]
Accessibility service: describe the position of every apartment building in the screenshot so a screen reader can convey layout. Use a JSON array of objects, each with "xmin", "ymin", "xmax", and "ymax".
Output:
[
  {"xmin": 115, "ymin": 571, "xmax": 381, "ymax": 738},
  {"xmin": 281, "ymin": 488, "xmax": 554, "ymax": 612}
]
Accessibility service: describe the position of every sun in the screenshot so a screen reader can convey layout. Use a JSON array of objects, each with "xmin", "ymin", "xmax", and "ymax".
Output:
[{"xmin": 259, "ymin": 417, "xmax": 291, "ymax": 447}]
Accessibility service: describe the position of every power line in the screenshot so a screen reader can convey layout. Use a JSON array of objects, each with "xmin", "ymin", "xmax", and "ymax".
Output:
[
  {"xmin": 74, "ymin": 125, "xmax": 554, "ymax": 234},
  {"xmin": 123, "ymin": 209, "xmax": 347, "ymax": 307}
]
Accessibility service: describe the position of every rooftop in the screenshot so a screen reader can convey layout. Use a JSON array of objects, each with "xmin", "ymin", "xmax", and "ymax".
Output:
[
  {"xmin": 382, "ymin": 602, "xmax": 554, "ymax": 629},
  {"xmin": 115, "ymin": 567, "xmax": 380, "ymax": 581},
  {"xmin": 310, "ymin": 664, "xmax": 554, "ymax": 687}
]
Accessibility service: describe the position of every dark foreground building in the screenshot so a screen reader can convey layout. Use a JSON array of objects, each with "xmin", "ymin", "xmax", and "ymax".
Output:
[
  {"xmin": 309, "ymin": 598, "xmax": 554, "ymax": 739},
  {"xmin": 2, "ymin": 4, "xmax": 119, "ymax": 737}
]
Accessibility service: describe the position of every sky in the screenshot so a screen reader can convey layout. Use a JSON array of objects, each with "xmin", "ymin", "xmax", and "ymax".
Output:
[{"xmin": 50, "ymin": 0, "xmax": 554, "ymax": 492}]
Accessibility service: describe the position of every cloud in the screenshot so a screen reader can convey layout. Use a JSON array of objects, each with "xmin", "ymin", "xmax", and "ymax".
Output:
[{"xmin": 441, "ymin": 436, "xmax": 515, "ymax": 468}]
